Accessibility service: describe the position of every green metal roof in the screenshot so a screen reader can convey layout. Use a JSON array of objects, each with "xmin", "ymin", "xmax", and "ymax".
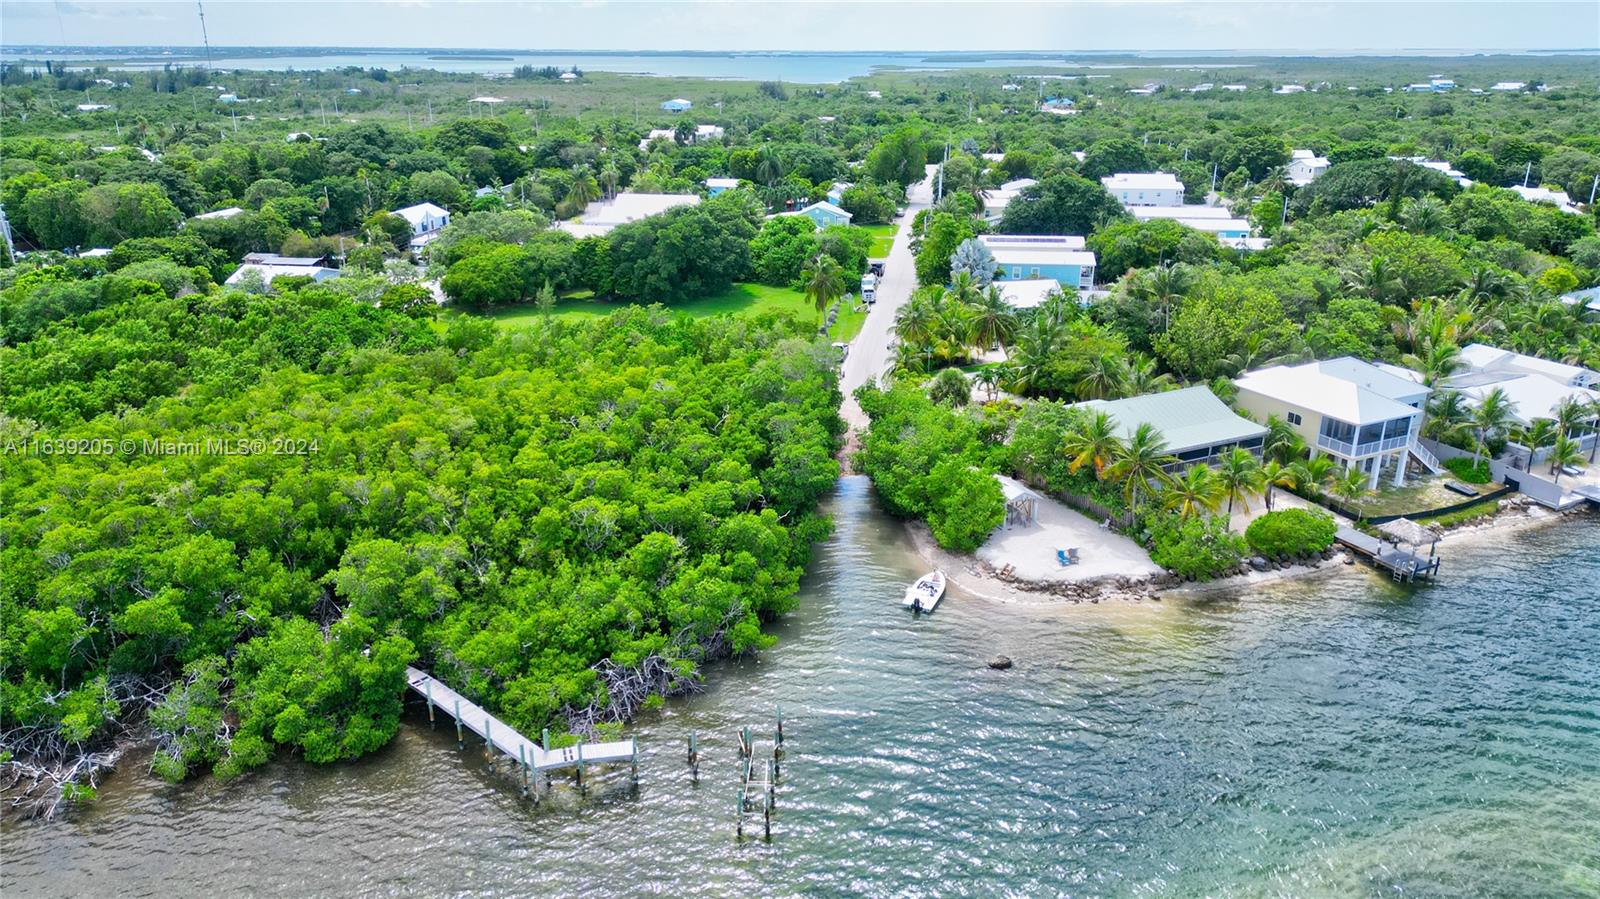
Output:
[{"xmin": 1079, "ymin": 386, "xmax": 1267, "ymax": 454}]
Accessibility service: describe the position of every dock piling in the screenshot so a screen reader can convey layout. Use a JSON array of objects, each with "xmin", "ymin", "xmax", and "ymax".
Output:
[
  {"xmin": 454, "ymin": 699, "xmax": 463, "ymax": 749},
  {"xmin": 425, "ymin": 681, "xmax": 435, "ymax": 727},
  {"xmin": 687, "ymin": 731, "xmax": 699, "ymax": 782}
]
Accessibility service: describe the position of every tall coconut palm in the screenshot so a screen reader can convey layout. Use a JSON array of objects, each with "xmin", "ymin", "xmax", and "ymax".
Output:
[
  {"xmin": 564, "ymin": 166, "xmax": 600, "ymax": 211},
  {"xmin": 1075, "ymin": 352, "xmax": 1127, "ymax": 400},
  {"xmin": 1469, "ymin": 387, "xmax": 1514, "ymax": 465},
  {"xmin": 754, "ymin": 144, "xmax": 786, "ymax": 189},
  {"xmin": 1104, "ymin": 423, "xmax": 1175, "ymax": 511},
  {"xmin": 1399, "ymin": 196, "xmax": 1447, "ymax": 235},
  {"xmin": 1259, "ymin": 459, "xmax": 1297, "ymax": 512},
  {"xmin": 597, "ymin": 165, "xmax": 621, "ymax": 200},
  {"xmin": 801, "ymin": 252, "xmax": 846, "ymax": 323},
  {"xmin": 1552, "ymin": 396, "xmax": 1588, "ymax": 441},
  {"xmin": 1131, "ymin": 261, "xmax": 1195, "ymax": 332},
  {"xmin": 1164, "ymin": 464, "xmax": 1226, "ymax": 519},
  {"xmin": 1063, "ymin": 410, "xmax": 1123, "ymax": 478},
  {"xmin": 1513, "ymin": 418, "xmax": 1557, "ymax": 471},
  {"xmin": 967, "ymin": 286, "xmax": 1019, "ymax": 352},
  {"xmin": 1216, "ymin": 448, "xmax": 1264, "ymax": 515},
  {"xmin": 1424, "ymin": 390, "xmax": 1472, "ymax": 442},
  {"xmin": 1548, "ymin": 435, "xmax": 1584, "ymax": 482}
]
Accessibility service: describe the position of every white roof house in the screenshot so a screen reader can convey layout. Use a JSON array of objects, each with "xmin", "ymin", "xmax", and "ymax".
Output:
[
  {"xmin": 1221, "ymin": 84, "xmax": 1248, "ymax": 91},
  {"xmin": 1509, "ymin": 185, "xmax": 1581, "ymax": 215},
  {"xmin": 1101, "ymin": 172, "xmax": 1184, "ymax": 207},
  {"xmin": 1079, "ymin": 386, "xmax": 1270, "ymax": 465},
  {"xmin": 394, "ymin": 202, "xmax": 451, "ymax": 247},
  {"xmin": 559, "ymin": 72, "xmax": 579, "ymax": 82},
  {"xmin": 993, "ymin": 279, "xmax": 1065, "ymax": 310},
  {"xmin": 1286, "ymin": 149, "xmax": 1331, "ymax": 186},
  {"xmin": 1389, "ymin": 156, "xmax": 1474, "ymax": 188},
  {"xmin": 77, "ymin": 103, "xmax": 112, "ymax": 112},
  {"xmin": 661, "ymin": 98, "xmax": 692, "ymax": 111},
  {"xmin": 1452, "ymin": 375, "xmax": 1598, "ymax": 427},
  {"xmin": 1560, "ymin": 286, "xmax": 1600, "ymax": 315},
  {"xmin": 469, "ymin": 96, "xmax": 506, "ymax": 104},
  {"xmin": 193, "ymin": 206, "xmax": 244, "ymax": 221},
  {"xmin": 978, "ymin": 234, "xmax": 1087, "ymax": 251},
  {"xmin": 1459, "ymin": 343, "xmax": 1597, "ymax": 388},
  {"xmin": 557, "ymin": 192, "xmax": 701, "ymax": 236},
  {"xmin": 978, "ymin": 178, "xmax": 1039, "ymax": 222},
  {"xmin": 1491, "ymin": 81, "xmax": 1527, "ymax": 91},
  {"xmin": 1129, "ymin": 204, "xmax": 1235, "ymax": 220},
  {"xmin": 79, "ymin": 248, "xmax": 114, "ymax": 258},
  {"xmin": 226, "ymin": 254, "xmax": 340, "ymax": 286},
  {"xmin": 1273, "ymin": 84, "xmax": 1306, "ymax": 94}
]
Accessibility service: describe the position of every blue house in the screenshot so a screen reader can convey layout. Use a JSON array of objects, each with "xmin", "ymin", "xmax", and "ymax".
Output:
[
  {"xmin": 660, "ymin": 98, "xmax": 692, "ymax": 112},
  {"xmin": 787, "ymin": 201, "xmax": 853, "ymax": 229},
  {"xmin": 705, "ymin": 177, "xmax": 741, "ymax": 197},
  {"xmin": 978, "ymin": 235, "xmax": 1096, "ymax": 291}
]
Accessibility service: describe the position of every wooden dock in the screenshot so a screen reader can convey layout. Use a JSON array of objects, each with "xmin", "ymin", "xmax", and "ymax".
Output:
[
  {"xmin": 405, "ymin": 667, "xmax": 636, "ymax": 789},
  {"xmin": 1335, "ymin": 526, "xmax": 1440, "ymax": 583}
]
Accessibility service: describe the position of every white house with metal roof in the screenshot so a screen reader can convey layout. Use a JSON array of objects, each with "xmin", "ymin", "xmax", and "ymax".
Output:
[
  {"xmin": 1235, "ymin": 358, "xmax": 1432, "ymax": 488},
  {"xmin": 1286, "ymin": 149, "xmax": 1330, "ymax": 186},
  {"xmin": 1128, "ymin": 205, "xmax": 1253, "ymax": 239},
  {"xmin": 1458, "ymin": 343, "xmax": 1597, "ymax": 388},
  {"xmin": 992, "ymin": 278, "xmax": 1065, "ymax": 310},
  {"xmin": 225, "ymin": 253, "xmax": 341, "ymax": 287},
  {"xmin": 394, "ymin": 202, "xmax": 451, "ymax": 249},
  {"xmin": 1509, "ymin": 185, "xmax": 1581, "ymax": 215},
  {"xmin": 1101, "ymin": 172, "xmax": 1184, "ymax": 207},
  {"xmin": 1079, "ymin": 386, "xmax": 1269, "ymax": 469}
]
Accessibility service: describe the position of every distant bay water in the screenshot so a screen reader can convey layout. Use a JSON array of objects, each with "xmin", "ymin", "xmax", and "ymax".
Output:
[{"xmin": 4, "ymin": 47, "xmax": 1593, "ymax": 81}]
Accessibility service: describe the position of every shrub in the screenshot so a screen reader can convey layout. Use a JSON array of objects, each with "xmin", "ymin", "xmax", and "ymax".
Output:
[
  {"xmin": 1244, "ymin": 508, "xmax": 1338, "ymax": 560},
  {"xmin": 1147, "ymin": 513, "xmax": 1246, "ymax": 580},
  {"xmin": 1443, "ymin": 457, "xmax": 1491, "ymax": 484}
]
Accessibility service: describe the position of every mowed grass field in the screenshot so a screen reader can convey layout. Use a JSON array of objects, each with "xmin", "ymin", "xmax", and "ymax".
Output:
[
  {"xmin": 471, "ymin": 282, "xmax": 868, "ymax": 343},
  {"xmin": 861, "ymin": 224, "xmax": 898, "ymax": 258}
]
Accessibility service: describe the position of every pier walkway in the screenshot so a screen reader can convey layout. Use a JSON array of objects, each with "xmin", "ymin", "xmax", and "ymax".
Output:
[
  {"xmin": 405, "ymin": 667, "xmax": 636, "ymax": 775},
  {"xmin": 1335, "ymin": 524, "xmax": 1440, "ymax": 583}
]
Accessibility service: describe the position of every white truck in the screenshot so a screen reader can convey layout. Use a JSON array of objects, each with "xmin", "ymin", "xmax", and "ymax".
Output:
[{"xmin": 860, "ymin": 272, "xmax": 877, "ymax": 305}]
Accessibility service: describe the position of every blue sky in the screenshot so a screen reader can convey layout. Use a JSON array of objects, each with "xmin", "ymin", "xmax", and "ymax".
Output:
[{"xmin": 3, "ymin": 1, "xmax": 1597, "ymax": 52}]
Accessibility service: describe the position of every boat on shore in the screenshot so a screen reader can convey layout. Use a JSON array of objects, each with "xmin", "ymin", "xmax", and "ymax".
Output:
[{"xmin": 903, "ymin": 570, "xmax": 946, "ymax": 612}]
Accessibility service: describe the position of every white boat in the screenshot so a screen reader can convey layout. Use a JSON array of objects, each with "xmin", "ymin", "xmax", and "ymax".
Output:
[{"xmin": 902, "ymin": 570, "xmax": 946, "ymax": 612}]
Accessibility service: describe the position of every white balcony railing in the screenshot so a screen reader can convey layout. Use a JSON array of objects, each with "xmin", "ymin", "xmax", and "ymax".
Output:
[{"xmin": 1316, "ymin": 433, "xmax": 1412, "ymax": 458}]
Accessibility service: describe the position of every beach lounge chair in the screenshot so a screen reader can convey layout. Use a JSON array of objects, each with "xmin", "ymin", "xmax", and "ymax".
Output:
[{"xmin": 1057, "ymin": 547, "xmax": 1080, "ymax": 567}]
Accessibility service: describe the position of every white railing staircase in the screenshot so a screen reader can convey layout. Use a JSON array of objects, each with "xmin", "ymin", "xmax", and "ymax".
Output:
[{"xmin": 1409, "ymin": 441, "xmax": 1444, "ymax": 475}]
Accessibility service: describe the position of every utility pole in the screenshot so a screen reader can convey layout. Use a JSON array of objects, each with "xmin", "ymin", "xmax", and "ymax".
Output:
[
  {"xmin": 1280, "ymin": 193, "xmax": 1290, "ymax": 228},
  {"xmin": 1522, "ymin": 161, "xmax": 1532, "ymax": 187},
  {"xmin": 0, "ymin": 203, "xmax": 16, "ymax": 263},
  {"xmin": 1589, "ymin": 173, "xmax": 1598, "ymax": 204},
  {"xmin": 936, "ymin": 142, "xmax": 948, "ymax": 203}
]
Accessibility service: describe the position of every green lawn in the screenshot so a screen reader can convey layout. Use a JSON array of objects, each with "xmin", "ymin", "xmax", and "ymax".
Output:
[
  {"xmin": 861, "ymin": 223, "xmax": 898, "ymax": 258},
  {"xmin": 1342, "ymin": 475, "xmax": 1502, "ymax": 518},
  {"xmin": 472, "ymin": 282, "xmax": 867, "ymax": 342}
]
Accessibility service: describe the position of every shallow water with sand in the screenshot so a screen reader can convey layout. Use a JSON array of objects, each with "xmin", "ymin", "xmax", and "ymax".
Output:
[{"xmin": 4, "ymin": 476, "xmax": 1598, "ymax": 896}]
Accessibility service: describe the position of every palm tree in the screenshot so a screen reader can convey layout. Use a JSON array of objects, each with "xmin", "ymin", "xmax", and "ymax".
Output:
[
  {"xmin": 1163, "ymin": 464, "xmax": 1226, "ymax": 519},
  {"xmin": 973, "ymin": 365, "xmax": 1003, "ymax": 402},
  {"xmin": 1400, "ymin": 341, "xmax": 1463, "ymax": 387},
  {"xmin": 1008, "ymin": 316, "xmax": 1065, "ymax": 396},
  {"xmin": 1259, "ymin": 459, "xmax": 1297, "ymax": 512},
  {"xmin": 1216, "ymin": 448, "xmax": 1264, "ymax": 515},
  {"xmin": 1424, "ymin": 390, "xmax": 1472, "ymax": 442},
  {"xmin": 1330, "ymin": 467, "xmax": 1372, "ymax": 510},
  {"xmin": 1469, "ymin": 387, "xmax": 1514, "ymax": 465},
  {"xmin": 1288, "ymin": 455, "xmax": 1338, "ymax": 500},
  {"xmin": 967, "ymin": 286, "xmax": 1019, "ymax": 353},
  {"xmin": 1548, "ymin": 435, "xmax": 1584, "ymax": 483},
  {"xmin": 564, "ymin": 166, "xmax": 600, "ymax": 211},
  {"xmin": 597, "ymin": 165, "xmax": 621, "ymax": 200},
  {"xmin": 1262, "ymin": 415, "xmax": 1302, "ymax": 464},
  {"xmin": 754, "ymin": 144, "xmax": 786, "ymax": 189},
  {"xmin": 1399, "ymin": 196, "xmax": 1447, "ymax": 235},
  {"xmin": 801, "ymin": 252, "xmax": 846, "ymax": 323},
  {"xmin": 1063, "ymin": 410, "xmax": 1123, "ymax": 478},
  {"xmin": 1104, "ymin": 423, "xmax": 1175, "ymax": 511},
  {"xmin": 1552, "ymin": 396, "xmax": 1588, "ymax": 442},
  {"xmin": 1131, "ymin": 261, "xmax": 1195, "ymax": 332},
  {"xmin": 1513, "ymin": 419, "xmax": 1557, "ymax": 472},
  {"xmin": 1343, "ymin": 255, "xmax": 1400, "ymax": 304},
  {"xmin": 1123, "ymin": 354, "xmax": 1176, "ymax": 396},
  {"xmin": 1075, "ymin": 352, "xmax": 1127, "ymax": 400}
]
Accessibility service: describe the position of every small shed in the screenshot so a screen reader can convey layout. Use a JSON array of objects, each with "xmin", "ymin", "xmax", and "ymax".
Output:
[{"xmin": 996, "ymin": 475, "xmax": 1040, "ymax": 529}]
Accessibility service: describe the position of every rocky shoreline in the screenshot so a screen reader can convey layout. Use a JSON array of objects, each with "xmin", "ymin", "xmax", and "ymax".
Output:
[{"xmin": 907, "ymin": 493, "xmax": 1590, "ymax": 608}]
